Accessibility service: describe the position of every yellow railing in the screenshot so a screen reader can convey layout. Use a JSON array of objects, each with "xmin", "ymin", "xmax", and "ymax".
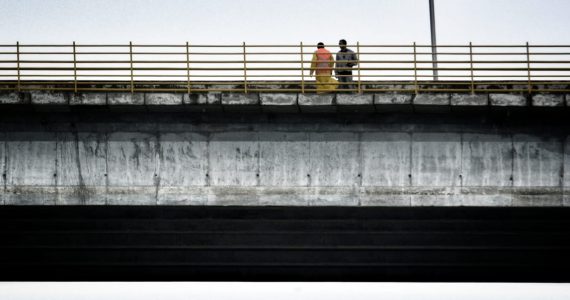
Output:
[{"xmin": 1, "ymin": 42, "xmax": 570, "ymax": 93}]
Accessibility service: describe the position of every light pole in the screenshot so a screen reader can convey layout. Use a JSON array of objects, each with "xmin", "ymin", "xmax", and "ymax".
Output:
[{"xmin": 429, "ymin": 0, "xmax": 438, "ymax": 80}]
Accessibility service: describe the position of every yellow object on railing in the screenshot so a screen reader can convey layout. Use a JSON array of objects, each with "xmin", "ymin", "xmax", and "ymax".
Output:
[{"xmin": 1, "ymin": 42, "xmax": 570, "ymax": 93}]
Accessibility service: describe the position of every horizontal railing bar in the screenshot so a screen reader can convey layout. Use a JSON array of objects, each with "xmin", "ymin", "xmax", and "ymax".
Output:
[
  {"xmin": 5, "ymin": 75, "xmax": 570, "ymax": 79},
  {"xmin": 4, "ymin": 73, "xmax": 570, "ymax": 77},
  {"xmin": 4, "ymin": 67, "xmax": 570, "ymax": 71},
  {"xmin": 3, "ymin": 44, "xmax": 570, "ymax": 48},
  {"xmin": 4, "ymin": 51, "xmax": 570, "ymax": 55},
  {"xmin": 7, "ymin": 60, "xmax": 570, "ymax": 64}
]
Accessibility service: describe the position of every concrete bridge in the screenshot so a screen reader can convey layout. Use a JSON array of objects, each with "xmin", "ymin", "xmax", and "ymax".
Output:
[
  {"xmin": 1, "ymin": 82, "xmax": 569, "ymax": 207},
  {"xmin": 1, "ymin": 81, "xmax": 569, "ymax": 282}
]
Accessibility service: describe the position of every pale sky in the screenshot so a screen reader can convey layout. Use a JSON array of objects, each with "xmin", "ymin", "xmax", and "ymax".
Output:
[{"xmin": 1, "ymin": 0, "xmax": 570, "ymax": 45}]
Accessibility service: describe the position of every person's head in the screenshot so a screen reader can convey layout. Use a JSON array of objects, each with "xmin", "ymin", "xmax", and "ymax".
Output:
[
  {"xmin": 317, "ymin": 42, "xmax": 325, "ymax": 49},
  {"xmin": 339, "ymin": 39, "xmax": 347, "ymax": 50}
]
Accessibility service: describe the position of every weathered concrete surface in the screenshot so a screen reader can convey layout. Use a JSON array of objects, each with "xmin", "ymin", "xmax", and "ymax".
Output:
[
  {"xmin": 106, "ymin": 132, "xmax": 159, "ymax": 204},
  {"xmin": 411, "ymin": 133, "xmax": 462, "ymax": 205},
  {"xmin": 2, "ymin": 88, "xmax": 569, "ymax": 114},
  {"xmin": 0, "ymin": 92, "xmax": 30, "ymax": 104},
  {"xmin": 70, "ymin": 93, "xmax": 107, "ymax": 105},
  {"xmin": 337, "ymin": 94, "xmax": 373, "ymax": 105},
  {"xmin": 298, "ymin": 94, "xmax": 335, "ymax": 113},
  {"xmin": 336, "ymin": 94, "xmax": 374, "ymax": 112},
  {"xmin": 512, "ymin": 135, "xmax": 563, "ymax": 206},
  {"xmin": 490, "ymin": 94, "xmax": 527, "ymax": 106},
  {"xmin": 209, "ymin": 132, "xmax": 259, "ymax": 187},
  {"xmin": 259, "ymin": 132, "xmax": 310, "ymax": 187},
  {"xmin": 410, "ymin": 187, "xmax": 512, "ymax": 206},
  {"xmin": 451, "ymin": 94, "xmax": 488, "ymax": 106},
  {"xmin": 413, "ymin": 94, "xmax": 450, "ymax": 113},
  {"xmin": 222, "ymin": 93, "xmax": 259, "ymax": 105},
  {"xmin": 56, "ymin": 132, "xmax": 107, "ymax": 204},
  {"xmin": 259, "ymin": 93, "xmax": 298, "ymax": 113},
  {"xmin": 359, "ymin": 187, "xmax": 411, "ymax": 206},
  {"xmin": 309, "ymin": 132, "xmax": 360, "ymax": 188},
  {"xmin": 411, "ymin": 133, "xmax": 462, "ymax": 187},
  {"xmin": 532, "ymin": 94, "xmax": 564, "ymax": 107},
  {"xmin": 183, "ymin": 93, "xmax": 221, "ymax": 105},
  {"xmin": 360, "ymin": 133, "xmax": 411, "ymax": 206},
  {"xmin": 414, "ymin": 94, "xmax": 450, "ymax": 106},
  {"xmin": 0, "ymin": 109, "xmax": 568, "ymax": 207},
  {"xmin": 461, "ymin": 134, "xmax": 513, "ymax": 205},
  {"xmin": 183, "ymin": 93, "xmax": 222, "ymax": 112},
  {"xmin": 145, "ymin": 93, "xmax": 183, "ymax": 105},
  {"xmin": 450, "ymin": 94, "xmax": 489, "ymax": 113},
  {"xmin": 221, "ymin": 93, "xmax": 260, "ymax": 112},
  {"xmin": 462, "ymin": 134, "xmax": 512, "ymax": 187},
  {"xmin": 30, "ymin": 91, "xmax": 68, "ymax": 105},
  {"xmin": 374, "ymin": 94, "xmax": 412, "ymax": 112},
  {"xmin": 361, "ymin": 132, "xmax": 411, "ymax": 187},
  {"xmin": 108, "ymin": 93, "xmax": 144, "ymax": 105},
  {"xmin": 157, "ymin": 132, "xmax": 208, "ymax": 205},
  {"xmin": 5, "ymin": 132, "xmax": 57, "ymax": 205}
]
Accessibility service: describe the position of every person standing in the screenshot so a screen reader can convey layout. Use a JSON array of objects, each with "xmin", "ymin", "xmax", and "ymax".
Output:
[
  {"xmin": 309, "ymin": 42, "xmax": 338, "ymax": 93},
  {"xmin": 335, "ymin": 39, "xmax": 358, "ymax": 91}
]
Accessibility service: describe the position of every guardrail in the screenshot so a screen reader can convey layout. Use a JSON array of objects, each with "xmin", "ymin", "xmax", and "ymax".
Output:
[{"xmin": 1, "ymin": 42, "xmax": 570, "ymax": 93}]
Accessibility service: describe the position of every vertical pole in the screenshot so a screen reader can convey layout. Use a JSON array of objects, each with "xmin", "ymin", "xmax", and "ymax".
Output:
[
  {"xmin": 526, "ymin": 42, "xmax": 532, "ymax": 94},
  {"xmin": 243, "ymin": 42, "xmax": 248, "ymax": 93},
  {"xmin": 73, "ymin": 41, "xmax": 78, "ymax": 93},
  {"xmin": 357, "ymin": 41, "xmax": 361, "ymax": 93},
  {"xmin": 469, "ymin": 42, "xmax": 474, "ymax": 94},
  {"xmin": 129, "ymin": 41, "xmax": 134, "ymax": 94},
  {"xmin": 16, "ymin": 41, "xmax": 21, "ymax": 93},
  {"xmin": 300, "ymin": 42, "xmax": 305, "ymax": 94},
  {"xmin": 186, "ymin": 41, "xmax": 191, "ymax": 94},
  {"xmin": 429, "ymin": 0, "xmax": 438, "ymax": 81},
  {"xmin": 413, "ymin": 42, "xmax": 418, "ymax": 94}
]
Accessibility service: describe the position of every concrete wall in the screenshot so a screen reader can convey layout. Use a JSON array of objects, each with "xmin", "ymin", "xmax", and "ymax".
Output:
[{"xmin": 0, "ymin": 108, "xmax": 567, "ymax": 206}]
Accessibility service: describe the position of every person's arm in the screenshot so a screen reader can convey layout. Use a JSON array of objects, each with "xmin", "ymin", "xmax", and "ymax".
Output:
[
  {"xmin": 352, "ymin": 51, "xmax": 359, "ymax": 67},
  {"xmin": 310, "ymin": 52, "xmax": 317, "ymax": 76}
]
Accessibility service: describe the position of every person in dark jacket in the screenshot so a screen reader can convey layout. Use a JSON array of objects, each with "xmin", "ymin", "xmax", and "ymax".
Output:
[{"xmin": 335, "ymin": 39, "xmax": 358, "ymax": 91}]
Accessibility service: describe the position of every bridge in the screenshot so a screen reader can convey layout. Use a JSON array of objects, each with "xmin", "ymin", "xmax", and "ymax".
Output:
[{"xmin": 0, "ymin": 43, "xmax": 569, "ymax": 282}]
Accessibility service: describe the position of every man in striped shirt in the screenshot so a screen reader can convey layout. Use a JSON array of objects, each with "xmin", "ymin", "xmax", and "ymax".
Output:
[{"xmin": 335, "ymin": 39, "xmax": 359, "ymax": 92}]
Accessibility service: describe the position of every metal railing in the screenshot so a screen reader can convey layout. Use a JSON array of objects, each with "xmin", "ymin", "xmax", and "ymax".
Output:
[{"xmin": 1, "ymin": 42, "xmax": 570, "ymax": 93}]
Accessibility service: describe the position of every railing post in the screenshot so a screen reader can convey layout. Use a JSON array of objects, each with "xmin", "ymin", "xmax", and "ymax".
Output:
[
  {"xmin": 300, "ymin": 42, "xmax": 305, "ymax": 94},
  {"xmin": 16, "ymin": 41, "xmax": 21, "ymax": 93},
  {"xmin": 129, "ymin": 41, "xmax": 134, "ymax": 94},
  {"xmin": 413, "ymin": 42, "xmax": 418, "ymax": 94},
  {"xmin": 186, "ymin": 41, "xmax": 191, "ymax": 94},
  {"xmin": 469, "ymin": 42, "xmax": 474, "ymax": 94},
  {"xmin": 526, "ymin": 42, "xmax": 532, "ymax": 94},
  {"xmin": 73, "ymin": 41, "xmax": 78, "ymax": 93},
  {"xmin": 357, "ymin": 41, "xmax": 361, "ymax": 93},
  {"xmin": 243, "ymin": 42, "xmax": 248, "ymax": 93}
]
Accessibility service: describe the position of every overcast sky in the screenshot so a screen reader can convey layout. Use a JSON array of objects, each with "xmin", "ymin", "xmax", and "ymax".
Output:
[{"xmin": 1, "ymin": 0, "xmax": 570, "ymax": 45}]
